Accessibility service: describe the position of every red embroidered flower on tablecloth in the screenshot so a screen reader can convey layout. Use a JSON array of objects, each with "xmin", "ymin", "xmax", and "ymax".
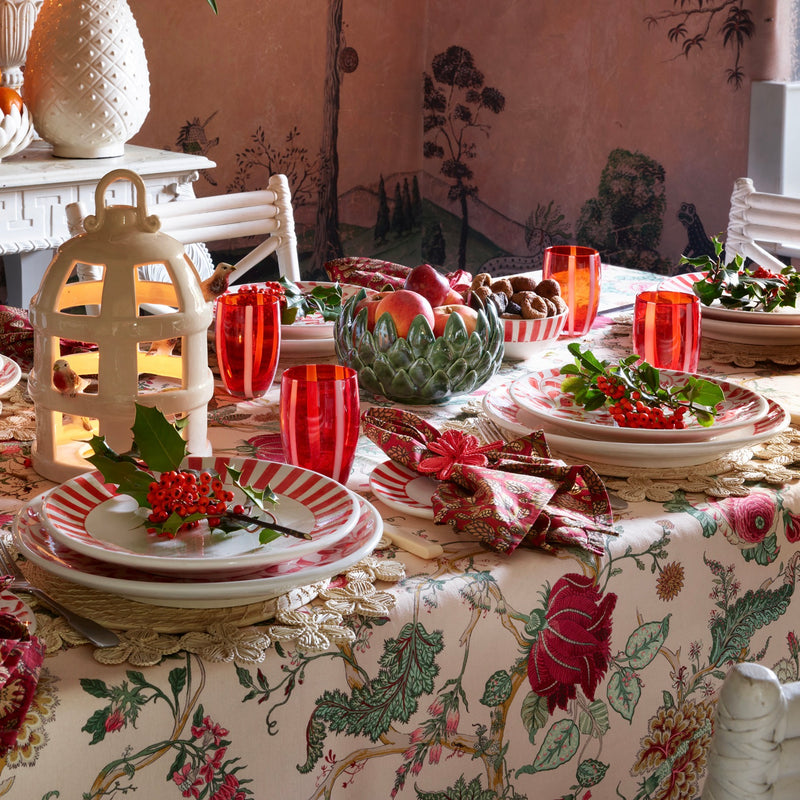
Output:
[
  {"xmin": 528, "ymin": 573, "xmax": 616, "ymax": 713},
  {"xmin": 417, "ymin": 430, "xmax": 502, "ymax": 480}
]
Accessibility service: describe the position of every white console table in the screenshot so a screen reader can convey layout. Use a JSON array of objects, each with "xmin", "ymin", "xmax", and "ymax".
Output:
[{"xmin": 0, "ymin": 141, "xmax": 216, "ymax": 309}]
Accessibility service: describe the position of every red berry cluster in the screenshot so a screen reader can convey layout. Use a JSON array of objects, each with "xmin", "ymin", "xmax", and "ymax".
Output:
[
  {"xmin": 145, "ymin": 470, "xmax": 244, "ymax": 537},
  {"xmin": 750, "ymin": 266, "xmax": 786, "ymax": 282},
  {"xmin": 596, "ymin": 375, "xmax": 687, "ymax": 429},
  {"xmin": 233, "ymin": 283, "xmax": 285, "ymax": 307}
]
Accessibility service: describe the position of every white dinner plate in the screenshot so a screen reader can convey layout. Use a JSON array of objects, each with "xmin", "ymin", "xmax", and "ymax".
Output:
[
  {"xmin": 483, "ymin": 383, "xmax": 790, "ymax": 468},
  {"xmin": 659, "ymin": 272, "xmax": 800, "ymax": 325},
  {"xmin": 698, "ymin": 315, "xmax": 800, "ymax": 345},
  {"xmin": 369, "ymin": 461, "xmax": 437, "ymax": 519},
  {"xmin": 40, "ymin": 457, "xmax": 361, "ymax": 575},
  {"xmin": 15, "ymin": 495, "xmax": 383, "ymax": 608},
  {"xmin": 509, "ymin": 368, "xmax": 768, "ymax": 444},
  {"xmin": 0, "ymin": 354, "xmax": 22, "ymax": 396},
  {"xmin": 280, "ymin": 336, "xmax": 336, "ymax": 357}
]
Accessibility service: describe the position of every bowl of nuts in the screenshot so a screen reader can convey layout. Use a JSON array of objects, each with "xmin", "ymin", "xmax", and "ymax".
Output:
[{"xmin": 469, "ymin": 273, "xmax": 568, "ymax": 360}]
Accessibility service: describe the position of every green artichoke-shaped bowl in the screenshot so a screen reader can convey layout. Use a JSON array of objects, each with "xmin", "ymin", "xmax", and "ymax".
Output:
[{"xmin": 334, "ymin": 291, "xmax": 504, "ymax": 404}]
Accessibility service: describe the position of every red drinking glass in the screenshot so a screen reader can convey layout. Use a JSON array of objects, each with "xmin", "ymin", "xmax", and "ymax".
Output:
[
  {"xmin": 215, "ymin": 290, "xmax": 281, "ymax": 398},
  {"xmin": 633, "ymin": 290, "xmax": 701, "ymax": 372},
  {"xmin": 280, "ymin": 364, "xmax": 360, "ymax": 485},
  {"xmin": 542, "ymin": 245, "xmax": 602, "ymax": 336}
]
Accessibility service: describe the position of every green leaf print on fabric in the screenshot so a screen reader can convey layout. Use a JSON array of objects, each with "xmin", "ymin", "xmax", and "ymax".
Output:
[
  {"xmin": 313, "ymin": 622, "xmax": 444, "ymax": 741},
  {"xmin": 709, "ymin": 581, "xmax": 793, "ymax": 666},
  {"xmin": 416, "ymin": 774, "xmax": 497, "ymax": 800}
]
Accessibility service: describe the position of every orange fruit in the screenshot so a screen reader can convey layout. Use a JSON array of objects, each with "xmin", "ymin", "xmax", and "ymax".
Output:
[{"xmin": 0, "ymin": 86, "xmax": 23, "ymax": 115}]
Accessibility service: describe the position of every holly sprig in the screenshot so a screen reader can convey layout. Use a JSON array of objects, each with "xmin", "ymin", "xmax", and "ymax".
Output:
[
  {"xmin": 559, "ymin": 344, "xmax": 725, "ymax": 428},
  {"xmin": 680, "ymin": 237, "xmax": 799, "ymax": 312},
  {"xmin": 86, "ymin": 404, "xmax": 282, "ymax": 542},
  {"xmin": 278, "ymin": 277, "xmax": 343, "ymax": 325}
]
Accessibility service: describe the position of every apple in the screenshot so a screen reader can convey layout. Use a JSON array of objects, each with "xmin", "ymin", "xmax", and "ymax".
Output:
[
  {"xmin": 374, "ymin": 289, "xmax": 435, "ymax": 338},
  {"xmin": 354, "ymin": 291, "xmax": 392, "ymax": 331},
  {"xmin": 443, "ymin": 287, "xmax": 465, "ymax": 304},
  {"xmin": 432, "ymin": 304, "xmax": 479, "ymax": 337},
  {"xmin": 403, "ymin": 263, "xmax": 451, "ymax": 308}
]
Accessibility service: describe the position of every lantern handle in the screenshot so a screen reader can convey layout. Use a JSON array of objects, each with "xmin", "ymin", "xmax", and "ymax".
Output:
[{"xmin": 83, "ymin": 169, "xmax": 161, "ymax": 234}]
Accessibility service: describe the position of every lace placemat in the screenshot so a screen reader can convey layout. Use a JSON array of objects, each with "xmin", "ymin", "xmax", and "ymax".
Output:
[
  {"xmin": 700, "ymin": 337, "xmax": 800, "ymax": 368},
  {"xmin": 0, "ymin": 382, "xmax": 35, "ymax": 442},
  {"xmin": 15, "ymin": 539, "xmax": 405, "ymax": 666}
]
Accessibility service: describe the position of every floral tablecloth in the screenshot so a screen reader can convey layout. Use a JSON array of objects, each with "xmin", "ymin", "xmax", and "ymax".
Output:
[{"xmin": 0, "ymin": 266, "xmax": 799, "ymax": 800}]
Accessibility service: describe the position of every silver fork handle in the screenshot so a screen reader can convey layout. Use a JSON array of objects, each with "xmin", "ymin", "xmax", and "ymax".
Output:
[{"xmin": 25, "ymin": 586, "xmax": 120, "ymax": 648}]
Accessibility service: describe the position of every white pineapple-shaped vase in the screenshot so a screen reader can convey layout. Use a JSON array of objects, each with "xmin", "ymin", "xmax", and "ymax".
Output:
[{"xmin": 23, "ymin": 0, "xmax": 149, "ymax": 158}]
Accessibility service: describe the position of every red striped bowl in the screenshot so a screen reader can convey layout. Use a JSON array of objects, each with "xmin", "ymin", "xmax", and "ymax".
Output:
[{"xmin": 502, "ymin": 311, "xmax": 567, "ymax": 360}]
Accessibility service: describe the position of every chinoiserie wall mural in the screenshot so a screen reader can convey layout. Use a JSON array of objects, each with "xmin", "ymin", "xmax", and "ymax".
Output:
[{"xmin": 131, "ymin": 0, "xmax": 785, "ymax": 279}]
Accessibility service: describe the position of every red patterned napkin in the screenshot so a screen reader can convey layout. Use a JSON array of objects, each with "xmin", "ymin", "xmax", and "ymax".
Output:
[
  {"xmin": 325, "ymin": 257, "xmax": 472, "ymax": 296},
  {"xmin": 0, "ymin": 585, "xmax": 45, "ymax": 756},
  {"xmin": 0, "ymin": 305, "xmax": 95, "ymax": 373},
  {"xmin": 362, "ymin": 407, "xmax": 616, "ymax": 555}
]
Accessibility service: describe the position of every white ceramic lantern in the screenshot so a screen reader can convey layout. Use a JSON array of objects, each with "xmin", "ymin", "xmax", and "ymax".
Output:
[{"xmin": 28, "ymin": 168, "xmax": 213, "ymax": 482}]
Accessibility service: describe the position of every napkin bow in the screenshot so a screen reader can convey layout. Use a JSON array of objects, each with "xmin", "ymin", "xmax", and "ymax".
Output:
[{"xmin": 363, "ymin": 407, "xmax": 616, "ymax": 555}]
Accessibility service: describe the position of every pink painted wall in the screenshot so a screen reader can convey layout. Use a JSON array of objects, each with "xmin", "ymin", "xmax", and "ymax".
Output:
[{"xmin": 130, "ymin": 0, "xmax": 782, "ymax": 276}]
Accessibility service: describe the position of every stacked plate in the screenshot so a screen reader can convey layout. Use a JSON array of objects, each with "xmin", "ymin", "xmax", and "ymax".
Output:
[
  {"xmin": 279, "ymin": 281, "xmax": 378, "ymax": 358},
  {"xmin": 482, "ymin": 369, "xmax": 790, "ymax": 468},
  {"xmin": 0, "ymin": 354, "xmax": 22, "ymax": 396},
  {"xmin": 659, "ymin": 272, "xmax": 800, "ymax": 345},
  {"xmin": 13, "ymin": 457, "xmax": 383, "ymax": 608}
]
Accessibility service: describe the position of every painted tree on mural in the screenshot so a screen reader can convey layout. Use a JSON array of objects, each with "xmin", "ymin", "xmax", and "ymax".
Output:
[
  {"xmin": 645, "ymin": 0, "xmax": 756, "ymax": 88},
  {"xmin": 577, "ymin": 148, "xmax": 672, "ymax": 274},
  {"xmin": 423, "ymin": 46, "xmax": 506, "ymax": 270},
  {"xmin": 227, "ymin": 126, "xmax": 320, "ymax": 207},
  {"xmin": 311, "ymin": 0, "xmax": 346, "ymax": 276},
  {"xmin": 375, "ymin": 175, "xmax": 391, "ymax": 245}
]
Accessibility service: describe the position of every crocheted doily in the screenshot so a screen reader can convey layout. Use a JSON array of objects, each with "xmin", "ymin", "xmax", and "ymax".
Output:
[
  {"xmin": 700, "ymin": 337, "xmax": 800, "ymax": 368},
  {"xmin": 0, "ymin": 382, "xmax": 36, "ymax": 442},
  {"xmin": 16, "ymin": 540, "xmax": 405, "ymax": 666}
]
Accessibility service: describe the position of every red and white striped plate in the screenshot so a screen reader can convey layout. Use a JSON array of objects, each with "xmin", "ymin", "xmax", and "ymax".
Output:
[
  {"xmin": 369, "ymin": 461, "xmax": 436, "ymax": 519},
  {"xmin": 510, "ymin": 368, "xmax": 769, "ymax": 444},
  {"xmin": 0, "ymin": 588, "xmax": 35, "ymax": 635},
  {"xmin": 483, "ymin": 382, "xmax": 790, "ymax": 468},
  {"xmin": 15, "ymin": 495, "xmax": 383, "ymax": 608},
  {"xmin": 39, "ymin": 457, "xmax": 361, "ymax": 575},
  {"xmin": 0, "ymin": 354, "xmax": 21, "ymax": 396}
]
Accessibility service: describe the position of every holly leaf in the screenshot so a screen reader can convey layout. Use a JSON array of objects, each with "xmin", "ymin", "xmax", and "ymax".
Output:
[
  {"xmin": 130, "ymin": 405, "xmax": 187, "ymax": 472},
  {"xmin": 278, "ymin": 277, "xmax": 343, "ymax": 323},
  {"xmin": 84, "ymin": 453, "xmax": 153, "ymax": 506},
  {"xmin": 226, "ymin": 465, "xmax": 279, "ymax": 512}
]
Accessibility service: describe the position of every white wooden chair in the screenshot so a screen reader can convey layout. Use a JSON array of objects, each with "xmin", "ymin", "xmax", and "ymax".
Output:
[
  {"xmin": 66, "ymin": 172, "xmax": 301, "ymax": 287},
  {"xmin": 701, "ymin": 662, "xmax": 800, "ymax": 800},
  {"xmin": 726, "ymin": 177, "xmax": 800, "ymax": 270}
]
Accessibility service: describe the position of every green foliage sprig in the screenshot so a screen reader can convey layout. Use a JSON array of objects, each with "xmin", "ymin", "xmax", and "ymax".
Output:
[
  {"xmin": 87, "ymin": 404, "xmax": 283, "ymax": 543},
  {"xmin": 279, "ymin": 277, "xmax": 343, "ymax": 325},
  {"xmin": 680, "ymin": 237, "xmax": 800, "ymax": 312},
  {"xmin": 559, "ymin": 344, "xmax": 725, "ymax": 428}
]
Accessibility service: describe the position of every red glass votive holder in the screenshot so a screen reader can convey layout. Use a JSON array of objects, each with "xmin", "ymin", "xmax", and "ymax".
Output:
[
  {"xmin": 633, "ymin": 290, "xmax": 701, "ymax": 373},
  {"xmin": 542, "ymin": 245, "xmax": 602, "ymax": 337},
  {"xmin": 280, "ymin": 364, "xmax": 360, "ymax": 485},
  {"xmin": 215, "ymin": 290, "xmax": 281, "ymax": 398}
]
